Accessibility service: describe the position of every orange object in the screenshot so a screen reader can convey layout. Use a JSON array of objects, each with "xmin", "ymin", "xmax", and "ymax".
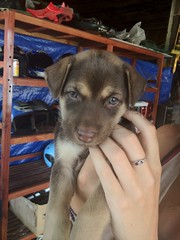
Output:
[{"xmin": 27, "ymin": 2, "xmax": 73, "ymax": 23}]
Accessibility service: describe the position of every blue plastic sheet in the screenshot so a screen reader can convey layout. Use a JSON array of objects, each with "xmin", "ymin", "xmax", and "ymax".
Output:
[
  {"xmin": 0, "ymin": 30, "xmax": 173, "ymax": 165},
  {"xmin": 136, "ymin": 60, "xmax": 173, "ymax": 104},
  {"xmin": 0, "ymin": 30, "xmax": 77, "ymax": 165},
  {"xmin": 123, "ymin": 58, "xmax": 173, "ymax": 104},
  {"xmin": 10, "ymin": 140, "xmax": 53, "ymax": 165},
  {"xmin": 0, "ymin": 30, "xmax": 77, "ymax": 62}
]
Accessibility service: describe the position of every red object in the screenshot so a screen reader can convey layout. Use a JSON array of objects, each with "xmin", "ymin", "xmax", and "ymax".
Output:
[{"xmin": 27, "ymin": 2, "xmax": 73, "ymax": 23}]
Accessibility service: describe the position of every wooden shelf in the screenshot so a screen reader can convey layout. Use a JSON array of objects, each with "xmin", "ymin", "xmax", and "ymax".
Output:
[
  {"xmin": 8, "ymin": 159, "xmax": 51, "ymax": 200},
  {"xmin": 146, "ymin": 87, "xmax": 158, "ymax": 93},
  {"xmin": 0, "ymin": 80, "xmax": 160, "ymax": 94},
  {"xmin": 10, "ymin": 132, "xmax": 54, "ymax": 145},
  {"xmin": 0, "ymin": 160, "xmax": 50, "ymax": 201},
  {"xmin": 6, "ymin": 160, "xmax": 50, "ymax": 240},
  {"xmin": 8, "ymin": 210, "xmax": 35, "ymax": 240},
  {"xmin": 0, "ymin": 132, "xmax": 54, "ymax": 145},
  {"xmin": 0, "ymin": 9, "xmax": 164, "ymax": 61},
  {"xmin": 0, "ymin": 77, "xmax": 48, "ymax": 87},
  {"xmin": 0, "ymin": 9, "xmax": 165, "ymax": 240}
]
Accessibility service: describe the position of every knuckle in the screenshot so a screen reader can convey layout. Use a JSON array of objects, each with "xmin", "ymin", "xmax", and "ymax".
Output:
[{"xmin": 120, "ymin": 198, "xmax": 131, "ymax": 210}]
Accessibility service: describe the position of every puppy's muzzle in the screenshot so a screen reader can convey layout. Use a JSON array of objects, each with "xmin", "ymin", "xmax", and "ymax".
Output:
[{"xmin": 77, "ymin": 127, "xmax": 97, "ymax": 143}]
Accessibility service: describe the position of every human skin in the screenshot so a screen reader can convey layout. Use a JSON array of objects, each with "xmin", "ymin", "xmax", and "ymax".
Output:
[{"xmin": 71, "ymin": 110, "xmax": 162, "ymax": 240}]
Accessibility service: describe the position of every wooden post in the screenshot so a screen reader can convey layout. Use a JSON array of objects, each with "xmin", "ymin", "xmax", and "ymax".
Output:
[
  {"xmin": 152, "ymin": 56, "xmax": 164, "ymax": 123},
  {"xmin": 0, "ymin": 10, "xmax": 15, "ymax": 240}
]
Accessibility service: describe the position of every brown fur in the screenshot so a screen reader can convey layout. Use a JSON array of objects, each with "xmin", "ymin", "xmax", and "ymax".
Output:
[{"xmin": 43, "ymin": 50, "xmax": 146, "ymax": 240}]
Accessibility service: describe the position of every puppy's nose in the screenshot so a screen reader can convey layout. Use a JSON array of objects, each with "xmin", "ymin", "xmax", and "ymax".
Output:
[{"xmin": 77, "ymin": 127, "xmax": 97, "ymax": 143}]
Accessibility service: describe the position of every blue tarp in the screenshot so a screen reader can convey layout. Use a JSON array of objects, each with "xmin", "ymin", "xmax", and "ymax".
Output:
[
  {"xmin": 136, "ymin": 60, "xmax": 173, "ymax": 104},
  {"xmin": 123, "ymin": 57, "xmax": 173, "ymax": 104},
  {"xmin": 0, "ymin": 30, "xmax": 173, "ymax": 165},
  {"xmin": 0, "ymin": 30, "xmax": 77, "ymax": 165}
]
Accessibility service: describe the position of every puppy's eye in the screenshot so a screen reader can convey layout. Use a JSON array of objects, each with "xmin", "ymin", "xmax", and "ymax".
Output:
[
  {"xmin": 67, "ymin": 91, "xmax": 79, "ymax": 100},
  {"xmin": 108, "ymin": 97, "xmax": 120, "ymax": 106}
]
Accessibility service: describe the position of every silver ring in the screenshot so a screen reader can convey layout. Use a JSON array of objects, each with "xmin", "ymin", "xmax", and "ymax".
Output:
[{"xmin": 132, "ymin": 158, "xmax": 146, "ymax": 166}]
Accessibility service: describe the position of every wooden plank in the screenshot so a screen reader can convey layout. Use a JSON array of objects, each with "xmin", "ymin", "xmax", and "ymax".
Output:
[
  {"xmin": 8, "ymin": 182, "xmax": 49, "ymax": 200},
  {"xmin": 10, "ymin": 132, "xmax": 54, "ymax": 145},
  {"xmin": 146, "ymin": 87, "xmax": 158, "ymax": 93},
  {"xmin": 0, "ymin": 160, "xmax": 50, "ymax": 200},
  {"xmin": 8, "ymin": 160, "xmax": 50, "ymax": 199},
  {"xmin": 12, "ymin": 10, "xmax": 164, "ymax": 59},
  {"xmin": 152, "ymin": 57, "xmax": 164, "ymax": 122},
  {"xmin": 0, "ymin": 77, "xmax": 48, "ymax": 87},
  {"xmin": 9, "ymin": 152, "xmax": 42, "ymax": 163},
  {"xmin": 13, "ymin": 77, "xmax": 48, "ymax": 87},
  {"xmin": 8, "ymin": 210, "xmax": 35, "ymax": 240},
  {"xmin": 0, "ymin": 10, "xmax": 15, "ymax": 240}
]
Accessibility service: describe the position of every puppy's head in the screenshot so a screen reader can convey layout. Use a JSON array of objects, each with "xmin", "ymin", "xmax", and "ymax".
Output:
[{"xmin": 45, "ymin": 50, "xmax": 146, "ymax": 146}]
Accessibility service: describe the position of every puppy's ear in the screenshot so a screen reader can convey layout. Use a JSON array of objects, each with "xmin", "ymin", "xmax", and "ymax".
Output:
[
  {"xmin": 123, "ymin": 63, "xmax": 146, "ymax": 107},
  {"xmin": 44, "ymin": 55, "xmax": 75, "ymax": 98}
]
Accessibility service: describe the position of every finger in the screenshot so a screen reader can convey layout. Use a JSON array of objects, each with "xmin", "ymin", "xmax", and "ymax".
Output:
[
  {"xmin": 111, "ymin": 126, "xmax": 145, "ymax": 162},
  {"xmin": 99, "ymin": 138, "xmax": 142, "ymax": 198},
  {"xmin": 111, "ymin": 126, "xmax": 154, "ymax": 186},
  {"xmin": 77, "ymin": 155, "xmax": 100, "ymax": 198},
  {"xmin": 89, "ymin": 147, "xmax": 124, "ymax": 201},
  {"xmin": 122, "ymin": 111, "xmax": 160, "ymax": 169}
]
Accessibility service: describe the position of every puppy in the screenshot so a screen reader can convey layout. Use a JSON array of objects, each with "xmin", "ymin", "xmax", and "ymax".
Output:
[{"xmin": 43, "ymin": 49, "xmax": 146, "ymax": 240}]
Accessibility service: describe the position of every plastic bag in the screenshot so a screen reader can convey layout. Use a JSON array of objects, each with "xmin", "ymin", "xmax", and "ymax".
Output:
[
  {"xmin": 115, "ymin": 29, "xmax": 130, "ymax": 40},
  {"xmin": 127, "ymin": 22, "xmax": 146, "ymax": 45}
]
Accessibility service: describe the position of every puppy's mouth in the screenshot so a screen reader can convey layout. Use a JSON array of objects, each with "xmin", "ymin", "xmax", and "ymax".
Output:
[
  {"xmin": 77, "ymin": 128, "xmax": 96, "ymax": 141},
  {"xmin": 74, "ymin": 127, "xmax": 105, "ymax": 147}
]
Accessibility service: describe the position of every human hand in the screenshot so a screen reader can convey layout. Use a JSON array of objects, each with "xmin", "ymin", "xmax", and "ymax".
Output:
[{"xmin": 89, "ymin": 111, "xmax": 162, "ymax": 240}]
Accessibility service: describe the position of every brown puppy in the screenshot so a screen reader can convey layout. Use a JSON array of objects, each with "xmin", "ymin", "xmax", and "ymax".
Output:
[{"xmin": 43, "ymin": 50, "xmax": 146, "ymax": 240}]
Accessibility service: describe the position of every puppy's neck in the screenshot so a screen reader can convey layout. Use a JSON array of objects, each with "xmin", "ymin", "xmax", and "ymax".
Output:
[{"xmin": 56, "ymin": 134, "xmax": 87, "ymax": 163}]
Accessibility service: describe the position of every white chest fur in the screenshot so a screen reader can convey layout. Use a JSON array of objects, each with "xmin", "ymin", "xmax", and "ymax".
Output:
[{"xmin": 56, "ymin": 137, "xmax": 85, "ymax": 168}]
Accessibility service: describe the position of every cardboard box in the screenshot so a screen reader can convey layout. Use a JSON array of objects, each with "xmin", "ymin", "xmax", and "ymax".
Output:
[{"xmin": 10, "ymin": 191, "xmax": 48, "ymax": 236}]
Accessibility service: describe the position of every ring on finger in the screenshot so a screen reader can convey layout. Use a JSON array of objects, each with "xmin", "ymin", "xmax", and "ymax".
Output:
[{"xmin": 131, "ymin": 158, "xmax": 146, "ymax": 166}]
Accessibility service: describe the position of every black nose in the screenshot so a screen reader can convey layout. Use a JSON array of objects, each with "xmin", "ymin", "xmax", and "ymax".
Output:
[{"xmin": 77, "ymin": 127, "xmax": 97, "ymax": 143}]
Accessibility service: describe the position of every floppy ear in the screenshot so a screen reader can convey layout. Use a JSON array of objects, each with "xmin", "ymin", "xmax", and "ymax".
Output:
[
  {"xmin": 44, "ymin": 55, "xmax": 75, "ymax": 98},
  {"xmin": 123, "ymin": 63, "xmax": 146, "ymax": 107}
]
